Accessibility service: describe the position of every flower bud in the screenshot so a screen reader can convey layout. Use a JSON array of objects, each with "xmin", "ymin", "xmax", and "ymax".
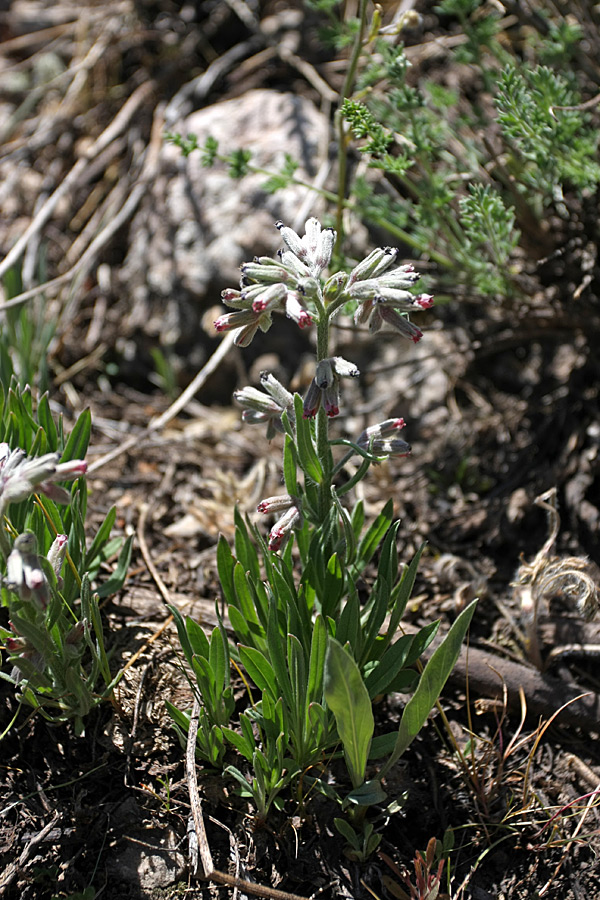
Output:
[
  {"xmin": 276, "ymin": 221, "xmax": 307, "ymax": 260},
  {"xmin": 251, "ymin": 283, "xmax": 287, "ymax": 313},
  {"xmin": 415, "ymin": 293, "xmax": 435, "ymax": 308},
  {"xmin": 257, "ymin": 494, "xmax": 296, "ymax": 514},
  {"xmin": 347, "ymin": 247, "xmax": 397, "ymax": 285},
  {"xmin": 260, "ymin": 372, "xmax": 294, "ymax": 412},
  {"xmin": 323, "ymin": 272, "xmax": 348, "ymax": 303},
  {"xmin": 332, "ymin": 357, "xmax": 360, "ymax": 378},
  {"xmin": 285, "ymin": 291, "xmax": 313, "ymax": 328},
  {"xmin": 241, "ymin": 262, "xmax": 290, "ymax": 285},
  {"xmin": 47, "ymin": 533, "xmax": 68, "ymax": 583},
  {"xmin": 268, "ymin": 504, "xmax": 303, "ymax": 551}
]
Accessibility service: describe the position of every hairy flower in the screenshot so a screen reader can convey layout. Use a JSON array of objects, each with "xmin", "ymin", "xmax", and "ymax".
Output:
[
  {"xmin": 216, "ymin": 230, "xmax": 323, "ymax": 344},
  {"xmin": 357, "ymin": 418, "xmax": 411, "ymax": 459},
  {"xmin": 368, "ymin": 304, "xmax": 424, "ymax": 343},
  {"xmin": 214, "ymin": 307, "xmax": 273, "ymax": 348},
  {"xmin": 303, "ymin": 357, "xmax": 360, "ymax": 418},
  {"xmin": 0, "ymin": 444, "xmax": 87, "ymax": 506},
  {"xmin": 7, "ymin": 532, "xmax": 49, "ymax": 608},
  {"xmin": 268, "ymin": 504, "xmax": 303, "ymax": 551},
  {"xmin": 276, "ymin": 218, "xmax": 335, "ymax": 278},
  {"xmin": 234, "ymin": 372, "xmax": 295, "ymax": 439},
  {"xmin": 257, "ymin": 493, "xmax": 303, "ymax": 551},
  {"xmin": 346, "ymin": 249, "xmax": 431, "ymax": 341}
]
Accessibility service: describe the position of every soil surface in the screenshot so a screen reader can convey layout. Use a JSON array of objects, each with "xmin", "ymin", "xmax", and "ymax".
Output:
[{"xmin": 1, "ymin": 2, "xmax": 600, "ymax": 899}]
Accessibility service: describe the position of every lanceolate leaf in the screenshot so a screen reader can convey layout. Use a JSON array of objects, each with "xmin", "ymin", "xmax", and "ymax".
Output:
[
  {"xmin": 324, "ymin": 638, "xmax": 373, "ymax": 789},
  {"xmin": 294, "ymin": 394, "xmax": 323, "ymax": 484},
  {"xmin": 379, "ymin": 599, "xmax": 477, "ymax": 779}
]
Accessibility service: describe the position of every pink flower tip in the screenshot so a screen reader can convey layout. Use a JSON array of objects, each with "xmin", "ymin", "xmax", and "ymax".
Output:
[
  {"xmin": 415, "ymin": 293, "xmax": 434, "ymax": 309},
  {"xmin": 214, "ymin": 318, "xmax": 229, "ymax": 332},
  {"xmin": 268, "ymin": 530, "xmax": 284, "ymax": 551},
  {"xmin": 297, "ymin": 314, "xmax": 313, "ymax": 328}
]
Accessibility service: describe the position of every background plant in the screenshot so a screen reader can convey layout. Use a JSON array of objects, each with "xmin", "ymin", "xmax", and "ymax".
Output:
[{"xmin": 0, "ymin": 378, "xmax": 132, "ymax": 734}]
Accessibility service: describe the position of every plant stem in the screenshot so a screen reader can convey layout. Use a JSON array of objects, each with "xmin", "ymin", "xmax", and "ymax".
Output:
[
  {"xmin": 315, "ymin": 313, "xmax": 332, "ymax": 521},
  {"xmin": 334, "ymin": 0, "xmax": 370, "ymax": 258},
  {"xmin": 0, "ymin": 506, "xmax": 11, "ymax": 561}
]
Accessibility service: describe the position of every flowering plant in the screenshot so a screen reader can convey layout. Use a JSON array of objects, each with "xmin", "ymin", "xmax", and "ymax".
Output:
[
  {"xmin": 0, "ymin": 386, "xmax": 132, "ymax": 735},
  {"xmin": 170, "ymin": 220, "xmax": 476, "ymax": 839}
]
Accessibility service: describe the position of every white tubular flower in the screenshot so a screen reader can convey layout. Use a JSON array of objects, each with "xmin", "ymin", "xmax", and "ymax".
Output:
[
  {"xmin": 256, "ymin": 493, "xmax": 303, "ymax": 551},
  {"xmin": 250, "ymin": 283, "xmax": 288, "ymax": 313},
  {"xmin": 234, "ymin": 372, "xmax": 295, "ymax": 439},
  {"xmin": 357, "ymin": 418, "xmax": 411, "ymax": 459},
  {"xmin": 346, "ymin": 247, "xmax": 398, "ymax": 286},
  {"xmin": 260, "ymin": 371, "xmax": 295, "ymax": 416},
  {"xmin": 285, "ymin": 290, "xmax": 313, "ymax": 328},
  {"xmin": 268, "ymin": 504, "xmax": 303, "ymax": 552},
  {"xmin": 0, "ymin": 445, "xmax": 87, "ymax": 505},
  {"xmin": 214, "ymin": 308, "xmax": 273, "ymax": 347},
  {"xmin": 276, "ymin": 218, "xmax": 336, "ymax": 277},
  {"xmin": 47, "ymin": 533, "xmax": 68, "ymax": 579},
  {"xmin": 257, "ymin": 494, "xmax": 297, "ymax": 514},
  {"xmin": 346, "ymin": 246, "xmax": 431, "ymax": 342},
  {"xmin": 370, "ymin": 305, "xmax": 424, "ymax": 343},
  {"xmin": 7, "ymin": 533, "xmax": 50, "ymax": 609}
]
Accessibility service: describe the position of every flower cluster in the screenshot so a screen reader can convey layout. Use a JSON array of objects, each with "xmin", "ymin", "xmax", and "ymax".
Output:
[
  {"xmin": 0, "ymin": 445, "xmax": 87, "ymax": 506},
  {"xmin": 348, "ymin": 247, "xmax": 433, "ymax": 343},
  {"xmin": 214, "ymin": 217, "xmax": 336, "ymax": 347},
  {"xmin": 215, "ymin": 219, "xmax": 432, "ymax": 349}
]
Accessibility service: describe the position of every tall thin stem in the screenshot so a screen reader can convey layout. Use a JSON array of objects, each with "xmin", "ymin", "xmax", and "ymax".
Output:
[
  {"xmin": 334, "ymin": 0, "xmax": 370, "ymax": 258},
  {"xmin": 315, "ymin": 312, "xmax": 333, "ymax": 520}
]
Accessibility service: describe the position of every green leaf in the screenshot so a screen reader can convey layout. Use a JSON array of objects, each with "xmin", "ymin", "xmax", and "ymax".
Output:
[
  {"xmin": 379, "ymin": 599, "xmax": 477, "ymax": 778},
  {"xmin": 324, "ymin": 638, "xmax": 373, "ymax": 789},
  {"xmin": 364, "ymin": 633, "xmax": 413, "ymax": 698},
  {"xmin": 404, "ymin": 620, "xmax": 440, "ymax": 667},
  {"xmin": 233, "ymin": 508, "xmax": 260, "ymax": 585},
  {"xmin": 169, "ymin": 606, "xmax": 195, "ymax": 666},
  {"xmin": 61, "ymin": 408, "xmax": 91, "ymax": 460},
  {"xmin": 384, "ymin": 543, "xmax": 426, "ymax": 647},
  {"xmin": 37, "ymin": 393, "xmax": 58, "ymax": 451},
  {"xmin": 353, "ymin": 500, "xmax": 394, "ymax": 576},
  {"xmin": 83, "ymin": 507, "xmax": 117, "ymax": 571},
  {"xmin": 345, "ymin": 779, "xmax": 387, "ymax": 807},
  {"xmin": 336, "ymin": 590, "xmax": 360, "ymax": 652},
  {"xmin": 209, "ymin": 619, "xmax": 230, "ymax": 691},
  {"xmin": 239, "ymin": 645, "xmax": 277, "ymax": 699},
  {"xmin": 307, "ymin": 614, "xmax": 327, "ymax": 702},
  {"xmin": 294, "ymin": 394, "xmax": 323, "ymax": 484},
  {"xmin": 331, "ymin": 487, "xmax": 357, "ymax": 565},
  {"xmin": 223, "ymin": 731, "xmax": 255, "ymax": 762},
  {"xmin": 95, "ymin": 534, "xmax": 132, "ymax": 597},
  {"xmin": 186, "ymin": 616, "xmax": 211, "ymax": 659},
  {"xmin": 216, "ymin": 535, "xmax": 236, "ymax": 607},
  {"xmin": 321, "ymin": 552, "xmax": 344, "ymax": 619},
  {"xmin": 232, "ymin": 562, "xmax": 261, "ymax": 629},
  {"xmin": 282, "ymin": 434, "xmax": 299, "ymax": 496}
]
